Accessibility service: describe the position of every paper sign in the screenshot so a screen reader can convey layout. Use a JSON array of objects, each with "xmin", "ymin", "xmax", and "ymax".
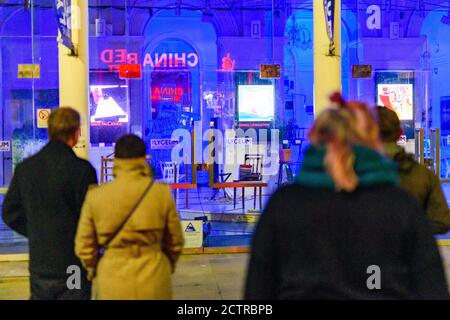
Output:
[
  {"xmin": 18, "ymin": 64, "xmax": 41, "ymax": 79},
  {"xmin": 0, "ymin": 141, "xmax": 11, "ymax": 152},
  {"xmin": 260, "ymin": 64, "xmax": 280, "ymax": 79},
  {"xmin": 181, "ymin": 220, "xmax": 203, "ymax": 249},
  {"xmin": 352, "ymin": 65, "xmax": 372, "ymax": 78},
  {"xmin": 37, "ymin": 109, "xmax": 51, "ymax": 128}
]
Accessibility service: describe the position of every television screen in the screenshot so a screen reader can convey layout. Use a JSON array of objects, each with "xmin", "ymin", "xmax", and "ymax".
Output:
[
  {"xmin": 238, "ymin": 85, "xmax": 274, "ymax": 123},
  {"xmin": 89, "ymin": 71, "xmax": 129, "ymax": 144},
  {"xmin": 377, "ymin": 83, "xmax": 413, "ymax": 120},
  {"xmin": 90, "ymin": 85, "xmax": 128, "ymax": 124}
]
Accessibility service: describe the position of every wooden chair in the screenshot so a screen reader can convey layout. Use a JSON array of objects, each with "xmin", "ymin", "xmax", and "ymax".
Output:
[
  {"xmin": 100, "ymin": 152, "xmax": 115, "ymax": 184},
  {"xmin": 243, "ymin": 154, "xmax": 264, "ymax": 181},
  {"xmin": 230, "ymin": 154, "xmax": 268, "ymax": 210}
]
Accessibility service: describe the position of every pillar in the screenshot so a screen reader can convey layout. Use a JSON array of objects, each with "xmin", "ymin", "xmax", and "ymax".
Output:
[
  {"xmin": 313, "ymin": 0, "xmax": 342, "ymax": 116},
  {"xmin": 58, "ymin": 0, "xmax": 90, "ymax": 159}
]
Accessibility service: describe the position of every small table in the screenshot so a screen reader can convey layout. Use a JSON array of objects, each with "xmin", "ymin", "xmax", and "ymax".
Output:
[
  {"xmin": 170, "ymin": 183, "xmax": 197, "ymax": 208},
  {"xmin": 210, "ymin": 172, "xmax": 232, "ymax": 200},
  {"xmin": 212, "ymin": 181, "xmax": 268, "ymax": 210}
]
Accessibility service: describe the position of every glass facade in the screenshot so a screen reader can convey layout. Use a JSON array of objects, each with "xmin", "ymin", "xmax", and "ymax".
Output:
[{"xmin": 1, "ymin": 0, "xmax": 450, "ymax": 253}]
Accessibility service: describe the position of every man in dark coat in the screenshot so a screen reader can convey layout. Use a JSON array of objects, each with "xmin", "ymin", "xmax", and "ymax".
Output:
[
  {"xmin": 2, "ymin": 107, "xmax": 98, "ymax": 300},
  {"xmin": 376, "ymin": 106, "xmax": 450, "ymax": 234}
]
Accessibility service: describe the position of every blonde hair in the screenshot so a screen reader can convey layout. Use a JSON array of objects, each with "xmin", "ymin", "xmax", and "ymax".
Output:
[
  {"xmin": 48, "ymin": 107, "xmax": 80, "ymax": 142},
  {"xmin": 308, "ymin": 108, "xmax": 365, "ymax": 192},
  {"xmin": 346, "ymin": 101, "xmax": 383, "ymax": 152}
]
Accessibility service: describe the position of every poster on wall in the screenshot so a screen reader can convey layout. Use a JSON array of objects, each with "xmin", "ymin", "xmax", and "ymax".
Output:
[
  {"xmin": 238, "ymin": 85, "xmax": 275, "ymax": 123},
  {"xmin": 377, "ymin": 84, "xmax": 414, "ymax": 121}
]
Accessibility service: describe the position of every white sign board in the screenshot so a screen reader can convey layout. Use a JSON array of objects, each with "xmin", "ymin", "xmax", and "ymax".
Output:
[
  {"xmin": 181, "ymin": 220, "xmax": 203, "ymax": 249},
  {"xmin": 0, "ymin": 140, "xmax": 10, "ymax": 152},
  {"xmin": 150, "ymin": 139, "xmax": 179, "ymax": 150},
  {"xmin": 37, "ymin": 109, "xmax": 51, "ymax": 128}
]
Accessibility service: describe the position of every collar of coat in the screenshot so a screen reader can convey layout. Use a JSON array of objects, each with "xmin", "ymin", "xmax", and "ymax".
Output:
[
  {"xmin": 113, "ymin": 157, "xmax": 151, "ymax": 179},
  {"xmin": 47, "ymin": 139, "xmax": 76, "ymax": 155},
  {"xmin": 382, "ymin": 142, "xmax": 416, "ymax": 173},
  {"xmin": 296, "ymin": 144, "xmax": 399, "ymax": 190}
]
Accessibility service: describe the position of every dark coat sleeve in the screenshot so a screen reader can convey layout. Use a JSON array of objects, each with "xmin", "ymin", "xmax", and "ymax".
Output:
[
  {"xmin": 73, "ymin": 163, "xmax": 98, "ymax": 220},
  {"xmin": 2, "ymin": 164, "xmax": 27, "ymax": 237},
  {"xmin": 424, "ymin": 170, "xmax": 450, "ymax": 235},
  {"xmin": 408, "ymin": 203, "xmax": 449, "ymax": 299},
  {"xmin": 245, "ymin": 190, "xmax": 280, "ymax": 300}
]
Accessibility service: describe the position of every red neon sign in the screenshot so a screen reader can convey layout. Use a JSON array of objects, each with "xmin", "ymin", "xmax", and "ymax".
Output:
[
  {"xmin": 221, "ymin": 53, "xmax": 236, "ymax": 71},
  {"xmin": 100, "ymin": 49, "xmax": 199, "ymax": 73},
  {"xmin": 151, "ymin": 87, "xmax": 184, "ymax": 103},
  {"xmin": 119, "ymin": 64, "xmax": 142, "ymax": 79}
]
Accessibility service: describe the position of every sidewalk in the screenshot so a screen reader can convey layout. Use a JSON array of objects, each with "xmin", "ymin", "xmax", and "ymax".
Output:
[
  {"xmin": 1, "ymin": 248, "xmax": 450, "ymax": 300},
  {"xmin": 0, "ymin": 253, "xmax": 249, "ymax": 300}
]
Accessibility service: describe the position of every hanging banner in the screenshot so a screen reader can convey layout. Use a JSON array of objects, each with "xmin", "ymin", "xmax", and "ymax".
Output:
[
  {"xmin": 55, "ymin": 0, "xmax": 74, "ymax": 51},
  {"xmin": 323, "ymin": 0, "xmax": 335, "ymax": 55}
]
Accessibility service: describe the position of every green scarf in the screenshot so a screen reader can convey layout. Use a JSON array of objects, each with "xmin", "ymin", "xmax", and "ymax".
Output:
[{"xmin": 296, "ymin": 144, "xmax": 399, "ymax": 189}]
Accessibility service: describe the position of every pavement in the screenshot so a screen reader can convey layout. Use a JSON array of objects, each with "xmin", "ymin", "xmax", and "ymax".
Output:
[
  {"xmin": 0, "ymin": 253, "xmax": 249, "ymax": 300},
  {"xmin": 1, "ymin": 247, "xmax": 450, "ymax": 300}
]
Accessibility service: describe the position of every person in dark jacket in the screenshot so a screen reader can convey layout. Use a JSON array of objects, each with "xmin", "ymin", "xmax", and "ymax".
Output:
[
  {"xmin": 376, "ymin": 106, "xmax": 450, "ymax": 234},
  {"xmin": 245, "ymin": 107, "xmax": 448, "ymax": 299},
  {"xmin": 2, "ymin": 107, "xmax": 98, "ymax": 300}
]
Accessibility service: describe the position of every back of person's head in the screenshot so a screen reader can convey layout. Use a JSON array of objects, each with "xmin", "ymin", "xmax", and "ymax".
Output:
[
  {"xmin": 48, "ymin": 107, "xmax": 80, "ymax": 143},
  {"xmin": 115, "ymin": 134, "xmax": 146, "ymax": 159},
  {"xmin": 309, "ymin": 107, "xmax": 364, "ymax": 192},
  {"xmin": 330, "ymin": 92, "xmax": 381, "ymax": 150},
  {"xmin": 375, "ymin": 106, "xmax": 402, "ymax": 143},
  {"xmin": 346, "ymin": 101, "xmax": 381, "ymax": 150}
]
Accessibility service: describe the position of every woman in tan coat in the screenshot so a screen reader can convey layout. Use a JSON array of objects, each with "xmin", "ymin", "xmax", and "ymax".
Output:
[{"xmin": 75, "ymin": 135, "xmax": 184, "ymax": 300}]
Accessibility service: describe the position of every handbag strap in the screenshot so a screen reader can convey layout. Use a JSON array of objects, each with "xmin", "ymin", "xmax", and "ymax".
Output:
[{"xmin": 102, "ymin": 180, "xmax": 154, "ymax": 249}]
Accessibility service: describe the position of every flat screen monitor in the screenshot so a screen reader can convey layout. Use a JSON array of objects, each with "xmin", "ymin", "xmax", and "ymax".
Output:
[
  {"xmin": 90, "ymin": 85, "xmax": 128, "ymax": 124},
  {"xmin": 89, "ymin": 71, "xmax": 128, "ymax": 144},
  {"xmin": 238, "ymin": 85, "xmax": 274, "ymax": 123},
  {"xmin": 377, "ymin": 83, "xmax": 413, "ymax": 121}
]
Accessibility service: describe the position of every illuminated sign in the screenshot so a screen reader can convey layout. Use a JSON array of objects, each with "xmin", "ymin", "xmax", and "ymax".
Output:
[
  {"xmin": 100, "ymin": 49, "xmax": 199, "ymax": 72},
  {"xmin": 119, "ymin": 64, "xmax": 142, "ymax": 79},
  {"xmin": 151, "ymin": 87, "xmax": 184, "ymax": 102},
  {"xmin": 221, "ymin": 53, "xmax": 236, "ymax": 71},
  {"xmin": 377, "ymin": 84, "xmax": 413, "ymax": 121}
]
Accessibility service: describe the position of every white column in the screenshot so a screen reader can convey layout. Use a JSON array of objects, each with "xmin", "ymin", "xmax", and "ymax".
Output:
[
  {"xmin": 313, "ymin": 0, "xmax": 342, "ymax": 116},
  {"xmin": 58, "ymin": 0, "xmax": 90, "ymax": 159}
]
